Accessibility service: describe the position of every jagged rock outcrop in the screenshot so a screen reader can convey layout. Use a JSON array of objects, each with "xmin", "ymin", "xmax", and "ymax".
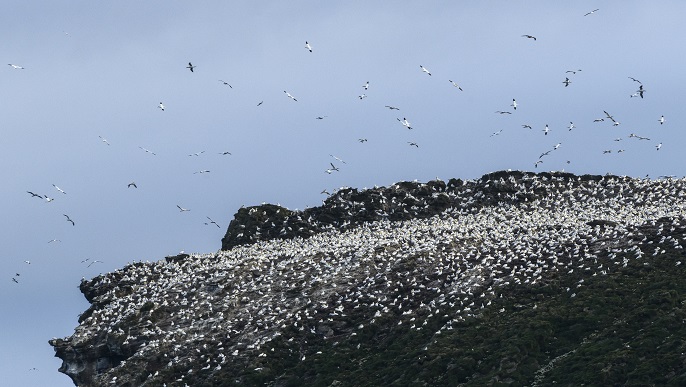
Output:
[
  {"xmin": 50, "ymin": 171, "xmax": 686, "ymax": 386},
  {"xmin": 221, "ymin": 170, "xmax": 608, "ymax": 250}
]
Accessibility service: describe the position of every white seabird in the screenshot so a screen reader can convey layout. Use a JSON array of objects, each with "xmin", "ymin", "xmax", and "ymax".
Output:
[{"xmin": 420, "ymin": 65, "xmax": 431, "ymax": 76}]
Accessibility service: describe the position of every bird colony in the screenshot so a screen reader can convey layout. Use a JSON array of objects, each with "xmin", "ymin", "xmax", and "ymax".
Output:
[{"xmin": 51, "ymin": 171, "xmax": 686, "ymax": 386}]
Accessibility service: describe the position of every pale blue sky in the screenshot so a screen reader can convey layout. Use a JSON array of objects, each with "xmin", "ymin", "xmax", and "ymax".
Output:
[{"xmin": 2, "ymin": 2, "xmax": 685, "ymax": 385}]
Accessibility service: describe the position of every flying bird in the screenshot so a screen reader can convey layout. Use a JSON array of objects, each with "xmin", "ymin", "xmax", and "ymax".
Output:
[
  {"xmin": 315, "ymin": 116, "xmax": 328, "ymax": 120},
  {"xmin": 584, "ymin": 8, "xmax": 599, "ymax": 16},
  {"xmin": 158, "ymin": 102, "xmax": 165, "ymax": 111},
  {"xmin": 8, "ymin": 64, "xmax": 25, "ymax": 69},
  {"xmin": 449, "ymin": 80, "xmax": 463, "ymax": 91},
  {"xmin": 363, "ymin": 81, "xmax": 369, "ymax": 90},
  {"xmin": 12, "ymin": 277, "xmax": 18, "ymax": 284},
  {"xmin": 656, "ymin": 143, "xmax": 662, "ymax": 151},
  {"xmin": 330, "ymin": 154, "xmax": 347, "ymax": 164},
  {"xmin": 420, "ymin": 65, "xmax": 431, "ymax": 76},
  {"xmin": 284, "ymin": 91, "xmax": 298, "ymax": 101},
  {"xmin": 628, "ymin": 77, "xmax": 642, "ymax": 84},
  {"xmin": 358, "ymin": 138, "xmax": 368, "ymax": 143},
  {"xmin": 659, "ymin": 115, "xmax": 665, "ymax": 125},
  {"xmin": 48, "ymin": 239, "xmax": 61, "ymax": 243},
  {"xmin": 87, "ymin": 260, "xmax": 104, "ymax": 268},
  {"xmin": 511, "ymin": 99, "xmax": 517, "ymax": 110},
  {"xmin": 495, "ymin": 111, "xmax": 512, "ymax": 115},
  {"xmin": 385, "ymin": 105, "xmax": 400, "ymax": 110},
  {"xmin": 219, "ymin": 80, "xmax": 233, "ymax": 88},
  {"xmin": 177, "ymin": 205, "xmax": 190, "ymax": 212},
  {"xmin": 637, "ymin": 85, "xmax": 645, "ymax": 98},
  {"xmin": 568, "ymin": 122, "xmax": 575, "ymax": 130},
  {"xmin": 563, "ymin": 77, "xmax": 571, "ymax": 87},
  {"xmin": 490, "ymin": 130, "xmax": 503, "ymax": 137},
  {"xmin": 139, "ymin": 146, "xmax": 156, "ymax": 155},
  {"xmin": 98, "ymin": 135, "xmax": 110, "ymax": 145},
  {"xmin": 397, "ymin": 117, "xmax": 412, "ymax": 129},
  {"xmin": 566, "ymin": 69, "xmax": 582, "ymax": 74},
  {"xmin": 205, "ymin": 216, "xmax": 221, "ymax": 228},
  {"xmin": 257, "ymin": 101, "xmax": 263, "ymax": 106},
  {"xmin": 522, "ymin": 124, "xmax": 532, "ymax": 129},
  {"xmin": 53, "ymin": 184, "xmax": 67, "ymax": 194},
  {"xmin": 521, "ymin": 34, "xmax": 537, "ymax": 40},
  {"xmin": 127, "ymin": 182, "xmax": 137, "ymax": 188},
  {"xmin": 186, "ymin": 62, "xmax": 196, "ymax": 72},
  {"xmin": 188, "ymin": 151, "xmax": 205, "ymax": 156},
  {"xmin": 408, "ymin": 142, "xmax": 419, "ymax": 147},
  {"xmin": 358, "ymin": 94, "xmax": 367, "ymax": 100},
  {"xmin": 27, "ymin": 191, "xmax": 43, "ymax": 199},
  {"xmin": 305, "ymin": 41, "xmax": 312, "ymax": 52},
  {"xmin": 63, "ymin": 214, "xmax": 75, "ymax": 226},
  {"xmin": 219, "ymin": 151, "xmax": 232, "ymax": 155},
  {"xmin": 193, "ymin": 170, "xmax": 211, "ymax": 174},
  {"xmin": 543, "ymin": 124, "xmax": 550, "ymax": 135}
]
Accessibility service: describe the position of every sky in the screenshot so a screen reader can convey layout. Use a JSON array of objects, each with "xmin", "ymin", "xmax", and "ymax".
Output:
[{"xmin": 2, "ymin": 1, "xmax": 686, "ymax": 385}]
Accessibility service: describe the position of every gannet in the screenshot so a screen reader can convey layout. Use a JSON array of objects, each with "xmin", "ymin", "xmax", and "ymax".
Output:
[
  {"xmin": 158, "ymin": 102, "xmax": 165, "ymax": 111},
  {"xmin": 186, "ymin": 62, "xmax": 196, "ymax": 72},
  {"xmin": 448, "ymin": 80, "xmax": 463, "ymax": 91},
  {"xmin": 64, "ymin": 214, "xmax": 75, "ymax": 226},
  {"xmin": 305, "ymin": 41, "xmax": 312, "ymax": 52},
  {"xmin": 420, "ymin": 65, "xmax": 431, "ymax": 76},
  {"xmin": 284, "ymin": 91, "xmax": 298, "ymax": 101},
  {"xmin": 584, "ymin": 8, "xmax": 599, "ymax": 16},
  {"xmin": 8, "ymin": 64, "xmax": 24, "ymax": 69},
  {"xmin": 521, "ymin": 35, "xmax": 536, "ymax": 40},
  {"xmin": 177, "ymin": 205, "xmax": 190, "ymax": 212},
  {"xmin": 219, "ymin": 80, "xmax": 232, "ymax": 88}
]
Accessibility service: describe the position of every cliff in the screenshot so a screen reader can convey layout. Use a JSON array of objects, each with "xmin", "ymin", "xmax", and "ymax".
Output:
[{"xmin": 50, "ymin": 171, "xmax": 686, "ymax": 386}]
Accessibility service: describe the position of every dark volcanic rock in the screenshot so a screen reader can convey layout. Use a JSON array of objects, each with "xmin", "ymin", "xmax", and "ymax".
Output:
[
  {"xmin": 50, "ymin": 170, "xmax": 686, "ymax": 386},
  {"xmin": 220, "ymin": 170, "xmax": 615, "ymax": 250}
]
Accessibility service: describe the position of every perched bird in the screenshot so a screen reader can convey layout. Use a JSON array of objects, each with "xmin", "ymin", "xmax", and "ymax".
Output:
[
  {"xmin": 305, "ymin": 41, "xmax": 312, "ymax": 52},
  {"xmin": 659, "ymin": 115, "xmax": 665, "ymax": 125},
  {"xmin": 127, "ymin": 182, "xmax": 137, "ymax": 188},
  {"xmin": 563, "ymin": 77, "xmax": 571, "ymax": 87},
  {"xmin": 186, "ymin": 62, "xmax": 196, "ymax": 72},
  {"xmin": 63, "ymin": 214, "xmax": 75, "ymax": 226},
  {"xmin": 158, "ymin": 102, "xmax": 165, "ymax": 111},
  {"xmin": 177, "ymin": 205, "xmax": 190, "ymax": 212},
  {"xmin": 584, "ymin": 8, "xmax": 599, "ymax": 16},
  {"xmin": 420, "ymin": 65, "xmax": 431, "ymax": 76},
  {"xmin": 8, "ymin": 64, "xmax": 25, "ymax": 69},
  {"xmin": 284, "ymin": 91, "xmax": 298, "ymax": 101},
  {"xmin": 449, "ymin": 80, "xmax": 463, "ymax": 91},
  {"xmin": 521, "ymin": 34, "xmax": 537, "ymax": 40},
  {"xmin": 219, "ymin": 80, "xmax": 233, "ymax": 88}
]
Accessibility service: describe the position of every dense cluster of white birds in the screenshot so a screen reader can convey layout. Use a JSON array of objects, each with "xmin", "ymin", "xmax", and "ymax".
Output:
[{"xmin": 53, "ymin": 173, "xmax": 686, "ymax": 385}]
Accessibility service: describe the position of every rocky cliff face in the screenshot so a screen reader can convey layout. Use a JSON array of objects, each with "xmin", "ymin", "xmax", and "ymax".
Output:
[{"xmin": 50, "ymin": 171, "xmax": 686, "ymax": 386}]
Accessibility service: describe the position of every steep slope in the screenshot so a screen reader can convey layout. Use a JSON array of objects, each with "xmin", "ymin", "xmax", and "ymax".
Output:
[{"xmin": 50, "ymin": 171, "xmax": 686, "ymax": 386}]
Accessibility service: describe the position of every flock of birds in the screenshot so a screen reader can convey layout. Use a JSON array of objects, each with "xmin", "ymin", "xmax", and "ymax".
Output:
[{"xmin": 52, "ymin": 172, "xmax": 686, "ymax": 385}]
